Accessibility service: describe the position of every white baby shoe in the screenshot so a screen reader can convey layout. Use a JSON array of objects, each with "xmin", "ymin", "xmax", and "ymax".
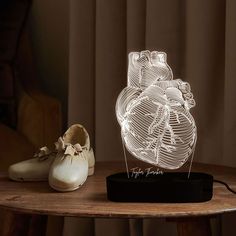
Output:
[
  {"xmin": 49, "ymin": 124, "xmax": 95, "ymax": 192},
  {"xmin": 8, "ymin": 124, "xmax": 95, "ymax": 185},
  {"xmin": 8, "ymin": 146, "xmax": 56, "ymax": 181}
]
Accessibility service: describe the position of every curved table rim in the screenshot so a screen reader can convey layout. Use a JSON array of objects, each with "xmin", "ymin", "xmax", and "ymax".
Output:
[{"xmin": 0, "ymin": 161, "xmax": 236, "ymax": 218}]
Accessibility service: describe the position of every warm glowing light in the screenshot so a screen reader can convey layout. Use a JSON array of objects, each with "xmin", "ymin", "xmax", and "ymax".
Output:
[{"xmin": 116, "ymin": 50, "xmax": 197, "ymax": 170}]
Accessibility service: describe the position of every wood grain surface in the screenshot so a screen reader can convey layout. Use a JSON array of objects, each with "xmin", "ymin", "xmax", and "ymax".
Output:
[{"xmin": 0, "ymin": 161, "xmax": 235, "ymax": 218}]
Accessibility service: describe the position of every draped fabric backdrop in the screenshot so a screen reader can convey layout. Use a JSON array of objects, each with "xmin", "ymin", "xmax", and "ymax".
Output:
[{"xmin": 66, "ymin": 0, "xmax": 236, "ymax": 235}]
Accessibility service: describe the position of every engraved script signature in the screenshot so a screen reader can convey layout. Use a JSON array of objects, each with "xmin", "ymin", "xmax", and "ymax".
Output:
[{"xmin": 130, "ymin": 167, "xmax": 164, "ymax": 178}]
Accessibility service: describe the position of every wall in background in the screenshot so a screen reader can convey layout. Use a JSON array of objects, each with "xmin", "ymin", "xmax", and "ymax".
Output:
[
  {"xmin": 28, "ymin": 2, "xmax": 69, "ymax": 233},
  {"xmin": 29, "ymin": 0, "xmax": 69, "ymax": 128}
]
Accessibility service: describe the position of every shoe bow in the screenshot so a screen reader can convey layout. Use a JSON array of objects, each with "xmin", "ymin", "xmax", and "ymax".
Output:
[
  {"xmin": 55, "ymin": 137, "xmax": 83, "ymax": 156},
  {"xmin": 34, "ymin": 146, "xmax": 54, "ymax": 161}
]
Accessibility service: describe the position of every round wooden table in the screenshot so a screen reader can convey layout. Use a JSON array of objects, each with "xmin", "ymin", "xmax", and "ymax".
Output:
[{"xmin": 0, "ymin": 161, "xmax": 236, "ymax": 236}]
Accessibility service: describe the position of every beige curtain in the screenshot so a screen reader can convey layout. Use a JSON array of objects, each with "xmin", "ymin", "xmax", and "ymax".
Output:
[{"xmin": 67, "ymin": 0, "xmax": 236, "ymax": 235}]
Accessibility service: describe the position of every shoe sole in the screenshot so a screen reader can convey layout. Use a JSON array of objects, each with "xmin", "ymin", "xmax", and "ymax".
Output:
[
  {"xmin": 9, "ymin": 177, "xmax": 48, "ymax": 182},
  {"xmin": 49, "ymin": 179, "xmax": 87, "ymax": 192},
  {"xmin": 9, "ymin": 166, "xmax": 95, "ymax": 182}
]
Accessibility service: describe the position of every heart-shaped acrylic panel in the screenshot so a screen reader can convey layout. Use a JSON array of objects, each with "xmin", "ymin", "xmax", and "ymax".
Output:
[{"xmin": 116, "ymin": 50, "xmax": 197, "ymax": 170}]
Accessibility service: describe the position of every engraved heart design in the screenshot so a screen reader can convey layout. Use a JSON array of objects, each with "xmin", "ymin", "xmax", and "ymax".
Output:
[{"xmin": 116, "ymin": 51, "xmax": 197, "ymax": 169}]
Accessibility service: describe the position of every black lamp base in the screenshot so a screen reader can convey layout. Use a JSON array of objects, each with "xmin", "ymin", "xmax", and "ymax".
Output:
[{"xmin": 106, "ymin": 172, "xmax": 213, "ymax": 203}]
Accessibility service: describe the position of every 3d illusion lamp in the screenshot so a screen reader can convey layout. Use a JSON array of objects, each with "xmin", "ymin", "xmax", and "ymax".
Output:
[{"xmin": 106, "ymin": 50, "xmax": 213, "ymax": 203}]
